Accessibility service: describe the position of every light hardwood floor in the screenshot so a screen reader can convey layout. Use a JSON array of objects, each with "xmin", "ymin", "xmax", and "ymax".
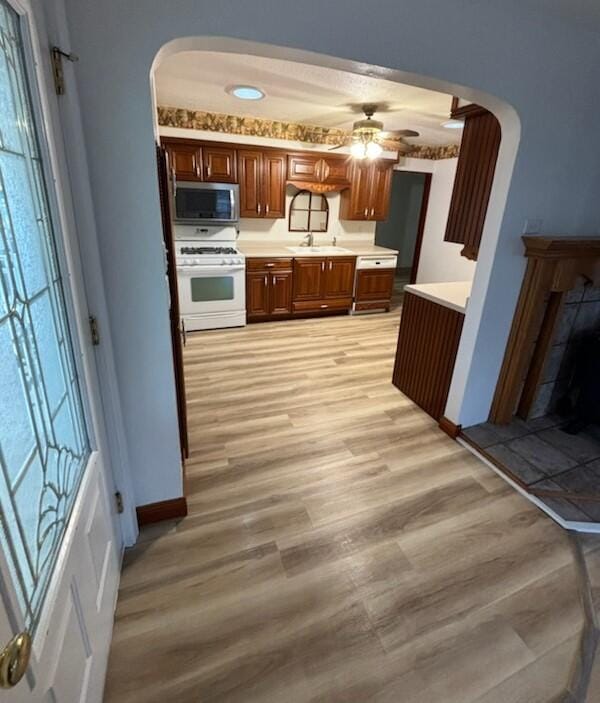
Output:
[{"xmin": 104, "ymin": 300, "xmax": 585, "ymax": 703}]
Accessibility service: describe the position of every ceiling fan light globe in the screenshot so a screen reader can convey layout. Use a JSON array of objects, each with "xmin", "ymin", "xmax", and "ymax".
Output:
[
  {"xmin": 366, "ymin": 141, "xmax": 383, "ymax": 159},
  {"xmin": 351, "ymin": 142, "xmax": 367, "ymax": 159}
]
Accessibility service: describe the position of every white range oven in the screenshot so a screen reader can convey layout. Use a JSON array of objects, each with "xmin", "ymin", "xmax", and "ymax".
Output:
[{"xmin": 175, "ymin": 225, "xmax": 246, "ymax": 332}]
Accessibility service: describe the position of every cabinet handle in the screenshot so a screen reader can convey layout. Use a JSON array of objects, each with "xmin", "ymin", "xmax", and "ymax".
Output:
[
  {"xmin": 371, "ymin": 208, "xmax": 375, "ymax": 217},
  {"xmin": 320, "ymin": 304, "xmax": 328, "ymax": 309},
  {"xmin": 329, "ymin": 261, "xmax": 333, "ymax": 270},
  {"xmin": 321, "ymin": 261, "xmax": 325, "ymax": 271},
  {"xmin": 364, "ymin": 207, "xmax": 368, "ymax": 217},
  {"xmin": 264, "ymin": 275, "xmax": 268, "ymax": 287},
  {"xmin": 265, "ymin": 263, "xmax": 275, "ymax": 267},
  {"xmin": 206, "ymin": 166, "xmax": 211, "ymax": 177},
  {"xmin": 257, "ymin": 203, "xmax": 262, "ymax": 214},
  {"xmin": 265, "ymin": 203, "xmax": 269, "ymax": 215}
]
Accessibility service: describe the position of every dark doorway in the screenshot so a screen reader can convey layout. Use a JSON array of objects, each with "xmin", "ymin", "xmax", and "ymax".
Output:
[{"xmin": 375, "ymin": 171, "xmax": 431, "ymax": 287}]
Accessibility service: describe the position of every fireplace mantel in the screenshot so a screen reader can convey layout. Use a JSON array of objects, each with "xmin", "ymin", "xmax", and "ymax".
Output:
[{"xmin": 490, "ymin": 235, "xmax": 600, "ymax": 424}]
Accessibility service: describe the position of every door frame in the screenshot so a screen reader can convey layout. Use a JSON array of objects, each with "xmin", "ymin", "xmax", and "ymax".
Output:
[
  {"xmin": 36, "ymin": 0, "xmax": 138, "ymax": 544},
  {"xmin": 409, "ymin": 171, "xmax": 432, "ymax": 284}
]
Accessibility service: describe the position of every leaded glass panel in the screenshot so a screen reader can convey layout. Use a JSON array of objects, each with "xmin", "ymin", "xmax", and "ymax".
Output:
[{"xmin": 0, "ymin": 0, "xmax": 90, "ymax": 630}]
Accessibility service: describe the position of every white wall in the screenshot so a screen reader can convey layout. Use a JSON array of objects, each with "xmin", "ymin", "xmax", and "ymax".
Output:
[
  {"xmin": 48, "ymin": 0, "xmax": 600, "ymax": 507},
  {"xmin": 415, "ymin": 159, "xmax": 476, "ymax": 283}
]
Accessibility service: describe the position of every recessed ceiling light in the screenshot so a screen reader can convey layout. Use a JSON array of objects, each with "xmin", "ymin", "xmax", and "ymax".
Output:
[
  {"xmin": 227, "ymin": 85, "xmax": 265, "ymax": 101},
  {"xmin": 442, "ymin": 119, "xmax": 464, "ymax": 129}
]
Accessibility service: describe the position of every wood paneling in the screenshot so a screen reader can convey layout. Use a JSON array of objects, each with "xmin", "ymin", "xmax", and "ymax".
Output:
[
  {"xmin": 444, "ymin": 108, "xmax": 501, "ymax": 260},
  {"xmin": 393, "ymin": 291, "xmax": 464, "ymax": 421},
  {"xmin": 202, "ymin": 145, "xmax": 236, "ymax": 183},
  {"xmin": 136, "ymin": 497, "xmax": 188, "ymax": 526}
]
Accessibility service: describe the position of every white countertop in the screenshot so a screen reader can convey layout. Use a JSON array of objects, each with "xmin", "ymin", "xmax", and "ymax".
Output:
[
  {"xmin": 404, "ymin": 281, "xmax": 472, "ymax": 314},
  {"xmin": 238, "ymin": 242, "xmax": 399, "ymax": 257}
]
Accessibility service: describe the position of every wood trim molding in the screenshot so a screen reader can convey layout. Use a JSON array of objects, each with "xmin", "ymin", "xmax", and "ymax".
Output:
[
  {"xmin": 490, "ymin": 235, "xmax": 600, "ymax": 424},
  {"xmin": 409, "ymin": 172, "xmax": 432, "ymax": 284},
  {"xmin": 136, "ymin": 497, "xmax": 188, "ymax": 526},
  {"xmin": 439, "ymin": 416, "xmax": 462, "ymax": 439}
]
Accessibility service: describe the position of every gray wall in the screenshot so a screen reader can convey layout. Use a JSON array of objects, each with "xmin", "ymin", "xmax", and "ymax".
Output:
[
  {"xmin": 375, "ymin": 172, "xmax": 426, "ymax": 270},
  {"xmin": 47, "ymin": 0, "xmax": 600, "ymax": 505}
]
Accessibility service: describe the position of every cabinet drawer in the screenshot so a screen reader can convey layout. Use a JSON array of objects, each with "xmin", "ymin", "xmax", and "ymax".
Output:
[
  {"xmin": 246, "ymin": 258, "xmax": 293, "ymax": 271},
  {"xmin": 292, "ymin": 297, "xmax": 352, "ymax": 314}
]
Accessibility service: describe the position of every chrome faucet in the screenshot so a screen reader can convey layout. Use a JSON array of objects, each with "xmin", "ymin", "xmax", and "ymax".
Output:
[{"xmin": 303, "ymin": 232, "xmax": 314, "ymax": 247}]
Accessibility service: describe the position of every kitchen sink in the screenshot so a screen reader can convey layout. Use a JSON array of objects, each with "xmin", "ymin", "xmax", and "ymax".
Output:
[{"xmin": 286, "ymin": 246, "xmax": 353, "ymax": 255}]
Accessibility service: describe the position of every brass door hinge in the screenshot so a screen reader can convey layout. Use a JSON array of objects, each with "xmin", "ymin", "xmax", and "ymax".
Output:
[
  {"xmin": 50, "ymin": 46, "xmax": 78, "ymax": 95},
  {"xmin": 115, "ymin": 491, "xmax": 124, "ymax": 514},
  {"xmin": 89, "ymin": 315, "xmax": 100, "ymax": 346}
]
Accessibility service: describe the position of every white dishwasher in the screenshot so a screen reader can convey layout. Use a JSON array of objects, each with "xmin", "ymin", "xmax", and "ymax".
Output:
[{"xmin": 353, "ymin": 254, "xmax": 398, "ymax": 313}]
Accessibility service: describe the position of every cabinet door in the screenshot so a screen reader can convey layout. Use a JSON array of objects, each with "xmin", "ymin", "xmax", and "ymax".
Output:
[
  {"xmin": 340, "ymin": 160, "xmax": 372, "ymax": 220},
  {"xmin": 293, "ymin": 258, "xmax": 325, "ymax": 300},
  {"xmin": 319, "ymin": 156, "xmax": 351, "ymax": 185},
  {"xmin": 203, "ymin": 145, "xmax": 237, "ymax": 183},
  {"xmin": 262, "ymin": 153, "xmax": 286, "ymax": 218},
  {"xmin": 287, "ymin": 154, "xmax": 320, "ymax": 182},
  {"xmin": 355, "ymin": 268, "xmax": 395, "ymax": 302},
  {"xmin": 238, "ymin": 149, "xmax": 263, "ymax": 218},
  {"xmin": 246, "ymin": 271, "xmax": 270, "ymax": 319},
  {"xmin": 165, "ymin": 142, "xmax": 202, "ymax": 181},
  {"xmin": 270, "ymin": 270, "xmax": 293, "ymax": 316},
  {"xmin": 324, "ymin": 257, "xmax": 356, "ymax": 298},
  {"xmin": 369, "ymin": 161, "xmax": 394, "ymax": 220}
]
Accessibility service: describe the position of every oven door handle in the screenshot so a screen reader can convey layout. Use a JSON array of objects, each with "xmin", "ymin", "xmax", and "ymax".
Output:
[{"xmin": 176, "ymin": 265, "xmax": 245, "ymax": 275}]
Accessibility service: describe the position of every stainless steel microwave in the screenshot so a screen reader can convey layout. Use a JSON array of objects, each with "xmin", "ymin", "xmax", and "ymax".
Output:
[{"xmin": 174, "ymin": 182, "xmax": 239, "ymax": 225}]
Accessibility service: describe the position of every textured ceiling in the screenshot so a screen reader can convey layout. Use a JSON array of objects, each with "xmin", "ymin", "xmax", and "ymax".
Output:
[{"xmin": 154, "ymin": 51, "xmax": 461, "ymax": 146}]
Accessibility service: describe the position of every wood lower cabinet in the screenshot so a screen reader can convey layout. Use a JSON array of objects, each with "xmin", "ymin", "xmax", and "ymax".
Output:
[
  {"xmin": 354, "ymin": 268, "xmax": 395, "ymax": 311},
  {"xmin": 292, "ymin": 256, "xmax": 356, "ymax": 314},
  {"xmin": 246, "ymin": 259, "xmax": 293, "ymax": 322},
  {"xmin": 392, "ymin": 291, "xmax": 464, "ymax": 421}
]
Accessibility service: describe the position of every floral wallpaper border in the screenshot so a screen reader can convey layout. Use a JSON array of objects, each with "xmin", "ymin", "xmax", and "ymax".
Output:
[{"xmin": 157, "ymin": 106, "xmax": 459, "ymax": 160}]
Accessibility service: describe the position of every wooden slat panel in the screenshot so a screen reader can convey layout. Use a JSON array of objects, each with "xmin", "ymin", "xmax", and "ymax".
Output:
[
  {"xmin": 393, "ymin": 292, "xmax": 464, "ymax": 420},
  {"xmin": 444, "ymin": 109, "xmax": 501, "ymax": 260}
]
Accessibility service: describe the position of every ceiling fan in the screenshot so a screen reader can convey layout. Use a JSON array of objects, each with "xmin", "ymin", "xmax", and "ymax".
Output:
[{"xmin": 330, "ymin": 104, "xmax": 419, "ymax": 158}]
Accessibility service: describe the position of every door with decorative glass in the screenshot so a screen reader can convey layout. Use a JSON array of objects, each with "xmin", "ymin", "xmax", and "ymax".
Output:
[{"xmin": 0, "ymin": 0, "xmax": 120, "ymax": 700}]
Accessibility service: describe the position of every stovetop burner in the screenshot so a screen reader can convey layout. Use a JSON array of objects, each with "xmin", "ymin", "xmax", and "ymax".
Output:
[{"xmin": 180, "ymin": 246, "xmax": 238, "ymax": 255}]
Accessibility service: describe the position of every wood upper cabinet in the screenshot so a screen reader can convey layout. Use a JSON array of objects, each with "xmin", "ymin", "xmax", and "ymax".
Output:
[
  {"xmin": 323, "ymin": 257, "xmax": 356, "ymax": 298},
  {"xmin": 165, "ymin": 142, "xmax": 202, "ymax": 181},
  {"xmin": 369, "ymin": 160, "xmax": 394, "ymax": 220},
  {"xmin": 262, "ymin": 153, "xmax": 286, "ymax": 218},
  {"xmin": 287, "ymin": 154, "xmax": 320, "ymax": 182},
  {"xmin": 202, "ymin": 145, "xmax": 236, "ymax": 183},
  {"xmin": 444, "ymin": 105, "xmax": 501, "ymax": 261},
  {"xmin": 238, "ymin": 149, "xmax": 286, "ymax": 219},
  {"xmin": 237, "ymin": 149, "xmax": 262, "ymax": 217},
  {"xmin": 339, "ymin": 159, "xmax": 394, "ymax": 221},
  {"xmin": 287, "ymin": 153, "xmax": 351, "ymax": 186},
  {"xmin": 293, "ymin": 258, "xmax": 325, "ymax": 300}
]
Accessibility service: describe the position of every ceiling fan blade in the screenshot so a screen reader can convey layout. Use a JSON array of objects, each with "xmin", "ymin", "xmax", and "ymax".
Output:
[
  {"xmin": 379, "ymin": 129, "xmax": 420, "ymax": 138},
  {"xmin": 328, "ymin": 143, "xmax": 346, "ymax": 151},
  {"xmin": 377, "ymin": 138, "xmax": 413, "ymax": 153}
]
